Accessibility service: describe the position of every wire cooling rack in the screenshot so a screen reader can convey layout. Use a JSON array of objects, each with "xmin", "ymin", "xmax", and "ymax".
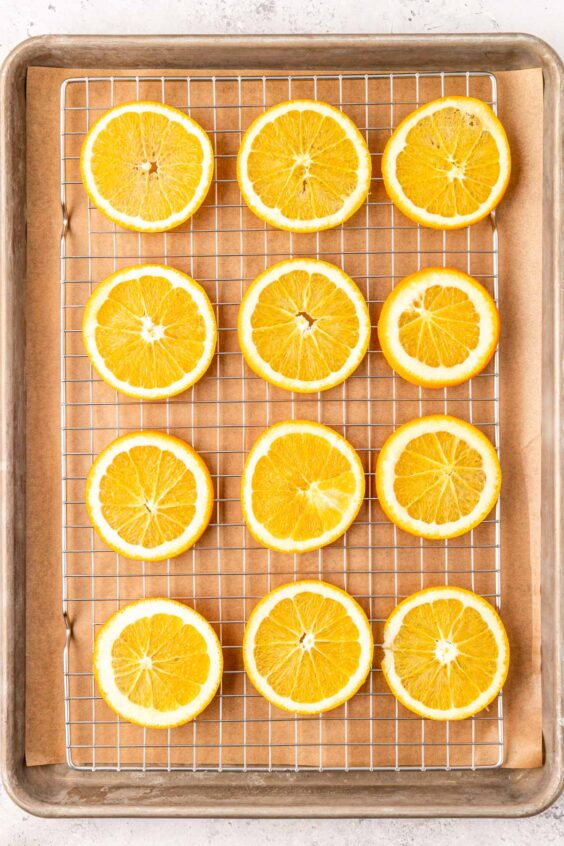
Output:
[{"xmin": 60, "ymin": 70, "xmax": 502, "ymax": 772}]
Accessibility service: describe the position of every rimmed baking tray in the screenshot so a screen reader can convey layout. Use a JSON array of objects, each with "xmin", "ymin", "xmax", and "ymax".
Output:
[{"xmin": 1, "ymin": 33, "xmax": 562, "ymax": 817}]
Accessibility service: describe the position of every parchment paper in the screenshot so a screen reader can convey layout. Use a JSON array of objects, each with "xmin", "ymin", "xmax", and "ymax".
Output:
[{"xmin": 25, "ymin": 66, "xmax": 543, "ymax": 769}]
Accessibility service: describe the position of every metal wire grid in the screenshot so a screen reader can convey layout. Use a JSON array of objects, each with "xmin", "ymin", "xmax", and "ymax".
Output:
[{"xmin": 60, "ymin": 70, "xmax": 502, "ymax": 773}]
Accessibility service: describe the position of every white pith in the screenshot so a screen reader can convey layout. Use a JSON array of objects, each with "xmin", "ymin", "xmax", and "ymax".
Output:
[
  {"xmin": 382, "ymin": 587, "xmax": 508, "ymax": 720},
  {"xmin": 238, "ymin": 100, "xmax": 372, "ymax": 232},
  {"xmin": 140, "ymin": 315, "xmax": 165, "ymax": 343},
  {"xmin": 244, "ymin": 581, "xmax": 373, "ymax": 714},
  {"xmin": 87, "ymin": 432, "xmax": 212, "ymax": 560},
  {"xmin": 383, "ymin": 97, "xmax": 510, "ymax": 227},
  {"xmin": 94, "ymin": 598, "xmax": 222, "ymax": 727},
  {"xmin": 379, "ymin": 269, "xmax": 498, "ymax": 383},
  {"xmin": 83, "ymin": 264, "xmax": 216, "ymax": 399},
  {"xmin": 435, "ymin": 639, "xmax": 458, "ymax": 664},
  {"xmin": 81, "ymin": 101, "xmax": 214, "ymax": 231},
  {"xmin": 241, "ymin": 420, "xmax": 365, "ymax": 553},
  {"xmin": 377, "ymin": 415, "xmax": 501, "ymax": 539},
  {"xmin": 239, "ymin": 259, "xmax": 371, "ymax": 392}
]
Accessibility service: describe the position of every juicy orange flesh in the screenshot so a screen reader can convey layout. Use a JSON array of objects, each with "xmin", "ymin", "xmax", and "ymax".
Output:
[
  {"xmin": 247, "ymin": 110, "xmax": 362, "ymax": 221},
  {"xmin": 251, "ymin": 433, "xmax": 358, "ymax": 541},
  {"xmin": 90, "ymin": 111, "xmax": 205, "ymax": 221},
  {"xmin": 99, "ymin": 445, "xmax": 197, "ymax": 548},
  {"xmin": 254, "ymin": 592, "xmax": 362, "ymax": 703},
  {"xmin": 393, "ymin": 431, "xmax": 486, "ymax": 524},
  {"xmin": 94, "ymin": 275, "xmax": 208, "ymax": 389},
  {"xmin": 395, "ymin": 107, "xmax": 501, "ymax": 217},
  {"xmin": 111, "ymin": 613, "xmax": 210, "ymax": 710},
  {"xmin": 398, "ymin": 284, "xmax": 480, "ymax": 367},
  {"xmin": 390, "ymin": 598, "xmax": 499, "ymax": 710},
  {"xmin": 250, "ymin": 269, "xmax": 362, "ymax": 381}
]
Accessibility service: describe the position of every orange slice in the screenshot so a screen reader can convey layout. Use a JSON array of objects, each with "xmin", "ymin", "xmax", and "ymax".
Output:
[
  {"xmin": 94, "ymin": 598, "xmax": 222, "ymax": 728},
  {"xmin": 80, "ymin": 101, "xmax": 214, "ymax": 232},
  {"xmin": 241, "ymin": 420, "xmax": 365, "ymax": 553},
  {"xmin": 237, "ymin": 100, "xmax": 372, "ymax": 232},
  {"xmin": 243, "ymin": 580, "xmax": 373, "ymax": 714},
  {"xmin": 238, "ymin": 258, "xmax": 371, "ymax": 393},
  {"xmin": 86, "ymin": 431, "xmax": 213, "ymax": 561},
  {"xmin": 382, "ymin": 96, "xmax": 511, "ymax": 229},
  {"xmin": 376, "ymin": 415, "xmax": 501, "ymax": 540},
  {"xmin": 83, "ymin": 264, "xmax": 216, "ymax": 399},
  {"xmin": 382, "ymin": 586, "xmax": 509, "ymax": 720},
  {"xmin": 378, "ymin": 267, "xmax": 499, "ymax": 388}
]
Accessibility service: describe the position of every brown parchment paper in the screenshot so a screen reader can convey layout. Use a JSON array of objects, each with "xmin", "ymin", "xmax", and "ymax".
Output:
[{"xmin": 25, "ymin": 65, "xmax": 543, "ymax": 769}]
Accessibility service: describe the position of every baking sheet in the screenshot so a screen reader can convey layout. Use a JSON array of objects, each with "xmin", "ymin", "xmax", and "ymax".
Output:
[{"xmin": 25, "ymin": 65, "xmax": 542, "ymax": 769}]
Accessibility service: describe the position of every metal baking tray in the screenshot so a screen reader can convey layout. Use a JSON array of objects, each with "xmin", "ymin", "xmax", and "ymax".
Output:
[{"xmin": 1, "ymin": 33, "xmax": 562, "ymax": 817}]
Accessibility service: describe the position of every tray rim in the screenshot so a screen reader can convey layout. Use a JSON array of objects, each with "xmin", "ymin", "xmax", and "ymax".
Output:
[{"xmin": 1, "ymin": 32, "xmax": 562, "ymax": 819}]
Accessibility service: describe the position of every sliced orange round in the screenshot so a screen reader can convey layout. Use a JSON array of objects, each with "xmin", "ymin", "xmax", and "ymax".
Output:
[
  {"xmin": 243, "ymin": 580, "xmax": 374, "ymax": 714},
  {"xmin": 382, "ymin": 96, "xmax": 511, "ymax": 229},
  {"xmin": 94, "ymin": 598, "xmax": 222, "ymax": 728},
  {"xmin": 86, "ymin": 431, "xmax": 213, "ymax": 561},
  {"xmin": 241, "ymin": 420, "xmax": 365, "ymax": 553},
  {"xmin": 378, "ymin": 267, "xmax": 499, "ymax": 388},
  {"xmin": 238, "ymin": 258, "xmax": 371, "ymax": 393},
  {"xmin": 382, "ymin": 586, "xmax": 509, "ymax": 721},
  {"xmin": 376, "ymin": 415, "xmax": 501, "ymax": 540},
  {"xmin": 237, "ymin": 100, "xmax": 372, "ymax": 232},
  {"xmin": 82, "ymin": 264, "xmax": 216, "ymax": 399},
  {"xmin": 80, "ymin": 101, "xmax": 214, "ymax": 232}
]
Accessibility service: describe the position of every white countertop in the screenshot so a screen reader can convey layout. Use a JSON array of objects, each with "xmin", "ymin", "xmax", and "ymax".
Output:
[{"xmin": 1, "ymin": 0, "xmax": 562, "ymax": 842}]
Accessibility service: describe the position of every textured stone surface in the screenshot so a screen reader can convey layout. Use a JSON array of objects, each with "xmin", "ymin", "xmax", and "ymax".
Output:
[{"xmin": 1, "ymin": 0, "xmax": 562, "ymax": 840}]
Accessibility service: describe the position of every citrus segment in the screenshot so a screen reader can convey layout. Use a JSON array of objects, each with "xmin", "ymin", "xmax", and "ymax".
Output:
[
  {"xmin": 243, "ymin": 580, "xmax": 374, "ymax": 714},
  {"xmin": 238, "ymin": 258, "xmax": 371, "ymax": 393},
  {"xmin": 376, "ymin": 415, "xmax": 501, "ymax": 539},
  {"xmin": 83, "ymin": 264, "xmax": 216, "ymax": 399},
  {"xmin": 237, "ymin": 100, "xmax": 372, "ymax": 232},
  {"xmin": 93, "ymin": 598, "xmax": 222, "ymax": 727},
  {"xmin": 382, "ymin": 586, "xmax": 509, "ymax": 720},
  {"xmin": 382, "ymin": 96, "xmax": 511, "ymax": 229},
  {"xmin": 86, "ymin": 431, "xmax": 213, "ymax": 561},
  {"xmin": 80, "ymin": 101, "xmax": 214, "ymax": 232},
  {"xmin": 241, "ymin": 420, "xmax": 365, "ymax": 553},
  {"xmin": 378, "ymin": 267, "xmax": 499, "ymax": 387}
]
